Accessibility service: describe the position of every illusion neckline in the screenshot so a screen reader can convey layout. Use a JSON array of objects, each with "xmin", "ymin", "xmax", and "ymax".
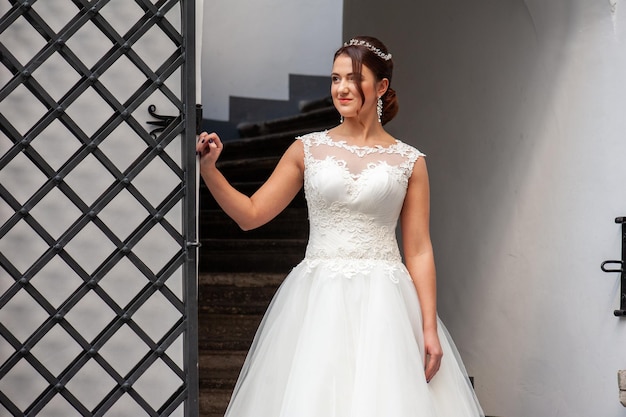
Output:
[{"xmin": 322, "ymin": 131, "xmax": 401, "ymax": 151}]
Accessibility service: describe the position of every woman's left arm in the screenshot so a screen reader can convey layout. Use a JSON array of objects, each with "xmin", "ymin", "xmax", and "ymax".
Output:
[{"xmin": 401, "ymin": 156, "xmax": 442, "ymax": 383}]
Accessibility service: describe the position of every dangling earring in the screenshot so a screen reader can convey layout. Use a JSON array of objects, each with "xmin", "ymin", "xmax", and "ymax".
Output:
[
  {"xmin": 377, "ymin": 97, "xmax": 383, "ymax": 123},
  {"xmin": 340, "ymin": 115, "xmax": 344, "ymax": 123}
]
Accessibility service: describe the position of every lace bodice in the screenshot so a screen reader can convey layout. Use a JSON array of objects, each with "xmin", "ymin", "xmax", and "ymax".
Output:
[{"xmin": 298, "ymin": 131, "xmax": 424, "ymax": 276}]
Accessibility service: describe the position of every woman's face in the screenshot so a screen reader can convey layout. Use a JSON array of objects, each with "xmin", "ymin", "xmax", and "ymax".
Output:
[{"xmin": 331, "ymin": 54, "xmax": 381, "ymax": 121}]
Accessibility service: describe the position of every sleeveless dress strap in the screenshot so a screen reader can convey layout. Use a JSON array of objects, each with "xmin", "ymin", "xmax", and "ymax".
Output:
[{"xmin": 397, "ymin": 142, "xmax": 425, "ymax": 179}]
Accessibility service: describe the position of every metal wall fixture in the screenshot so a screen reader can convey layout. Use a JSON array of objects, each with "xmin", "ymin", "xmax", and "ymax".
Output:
[
  {"xmin": 147, "ymin": 104, "xmax": 203, "ymax": 139},
  {"xmin": 601, "ymin": 217, "xmax": 626, "ymax": 316}
]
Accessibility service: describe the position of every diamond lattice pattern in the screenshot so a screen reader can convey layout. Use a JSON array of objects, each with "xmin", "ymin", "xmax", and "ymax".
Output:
[{"xmin": 0, "ymin": 1, "xmax": 193, "ymax": 416}]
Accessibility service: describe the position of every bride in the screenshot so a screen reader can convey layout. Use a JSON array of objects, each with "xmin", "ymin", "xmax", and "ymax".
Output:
[{"xmin": 196, "ymin": 35, "xmax": 484, "ymax": 417}]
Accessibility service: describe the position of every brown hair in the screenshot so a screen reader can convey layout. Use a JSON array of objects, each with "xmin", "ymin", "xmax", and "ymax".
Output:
[{"xmin": 333, "ymin": 36, "xmax": 398, "ymax": 125}]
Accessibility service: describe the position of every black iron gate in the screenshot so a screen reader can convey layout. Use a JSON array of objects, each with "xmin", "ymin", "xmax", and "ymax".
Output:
[{"xmin": 0, "ymin": 0, "xmax": 198, "ymax": 415}]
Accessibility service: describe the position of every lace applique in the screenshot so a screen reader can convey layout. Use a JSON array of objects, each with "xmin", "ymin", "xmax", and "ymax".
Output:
[
  {"xmin": 305, "ymin": 198, "xmax": 401, "ymax": 262},
  {"xmin": 299, "ymin": 131, "xmax": 423, "ymax": 186},
  {"xmin": 296, "ymin": 131, "xmax": 424, "ymax": 284},
  {"xmin": 309, "ymin": 133, "xmax": 402, "ymax": 158}
]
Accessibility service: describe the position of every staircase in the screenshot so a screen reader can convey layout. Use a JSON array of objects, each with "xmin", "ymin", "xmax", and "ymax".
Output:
[{"xmin": 198, "ymin": 97, "xmax": 339, "ymax": 416}]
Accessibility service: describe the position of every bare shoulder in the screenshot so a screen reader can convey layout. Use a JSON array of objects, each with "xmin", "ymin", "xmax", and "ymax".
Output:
[
  {"xmin": 286, "ymin": 138, "xmax": 304, "ymax": 158},
  {"xmin": 280, "ymin": 139, "xmax": 305, "ymax": 172}
]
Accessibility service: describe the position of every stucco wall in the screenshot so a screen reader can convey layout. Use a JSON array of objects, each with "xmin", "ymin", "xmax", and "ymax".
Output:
[{"xmin": 344, "ymin": 1, "xmax": 626, "ymax": 416}]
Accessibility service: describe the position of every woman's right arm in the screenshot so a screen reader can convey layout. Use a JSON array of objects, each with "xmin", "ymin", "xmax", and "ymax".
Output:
[{"xmin": 196, "ymin": 132, "xmax": 304, "ymax": 231}]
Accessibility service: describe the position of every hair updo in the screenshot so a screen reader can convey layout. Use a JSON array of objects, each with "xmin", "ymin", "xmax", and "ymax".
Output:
[{"xmin": 334, "ymin": 36, "xmax": 398, "ymax": 125}]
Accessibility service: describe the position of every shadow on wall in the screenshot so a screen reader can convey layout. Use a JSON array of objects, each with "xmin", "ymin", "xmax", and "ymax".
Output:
[
  {"xmin": 346, "ymin": 0, "xmax": 574, "ymax": 321},
  {"xmin": 346, "ymin": 0, "xmax": 577, "ymax": 414}
]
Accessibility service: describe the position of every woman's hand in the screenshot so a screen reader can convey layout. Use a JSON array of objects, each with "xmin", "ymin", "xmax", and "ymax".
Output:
[
  {"xmin": 196, "ymin": 131, "xmax": 223, "ymax": 167},
  {"xmin": 195, "ymin": 133, "xmax": 304, "ymax": 231},
  {"xmin": 423, "ymin": 328, "xmax": 443, "ymax": 383}
]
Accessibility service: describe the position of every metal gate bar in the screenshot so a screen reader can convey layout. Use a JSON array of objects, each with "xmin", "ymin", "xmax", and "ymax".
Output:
[{"xmin": 0, "ymin": 0, "xmax": 198, "ymax": 415}]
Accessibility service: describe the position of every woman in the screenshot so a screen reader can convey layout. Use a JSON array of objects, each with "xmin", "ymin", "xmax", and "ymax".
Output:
[{"xmin": 197, "ymin": 36, "xmax": 484, "ymax": 417}]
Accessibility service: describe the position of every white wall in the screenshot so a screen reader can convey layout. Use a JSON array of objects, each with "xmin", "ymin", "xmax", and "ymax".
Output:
[
  {"xmin": 345, "ymin": 1, "xmax": 626, "ymax": 416},
  {"xmin": 201, "ymin": 0, "xmax": 343, "ymax": 121}
]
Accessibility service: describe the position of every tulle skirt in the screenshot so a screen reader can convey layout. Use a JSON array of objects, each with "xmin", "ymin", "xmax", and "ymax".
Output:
[{"xmin": 224, "ymin": 259, "xmax": 484, "ymax": 417}]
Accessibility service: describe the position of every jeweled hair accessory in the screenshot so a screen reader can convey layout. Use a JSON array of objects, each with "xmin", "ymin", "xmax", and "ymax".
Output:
[{"xmin": 344, "ymin": 39, "xmax": 392, "ymax": 61}]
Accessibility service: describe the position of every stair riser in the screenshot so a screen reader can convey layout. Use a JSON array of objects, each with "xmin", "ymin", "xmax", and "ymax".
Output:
[
  {"xmin": 216, "ymin": 158, "xmax": 278, "ymax": 182},
  {"xmin": 218, "ymin": 133, "xmax": 295, "ymax": 159},
  {"xmin": 199, "ymin": 313, "xmax": 263, "ymax": 349},
  {"xmin": 200, "ymin": 389, "xmax": 232, "ymax": 415},
  {"xmin": 199, "ymin": 239, "xmax": 306, "ymax": 273},
  {"xmin": 199, "ymin": 284, "xmax": 279, "ymax": 315},
  {"xmin": 200, "ymin": 209, "xmax": 309, "ymax": 240},
  {"xmin": 199, "ymin": 254, "xmax": 303, "ymax": 273},
  {"xmin": 201, "ymin": 186, "xmax": 307, "ymax": 209},
  {"xmin": 199, "ymin": 272, "xmax": 286, "ymax": 286},
  {"xmin": 199, "ymin": 351, "xmax": 247, "ymax": 391},
  {"xmin": 237, "ymin": 109, "xmax": 339, "ymax": 139}
]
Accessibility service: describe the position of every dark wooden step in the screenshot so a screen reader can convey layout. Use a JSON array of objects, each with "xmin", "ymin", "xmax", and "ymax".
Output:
[
  {"xmin": 199, "ymin": 350, "xmax": 246, "ymax": 388},
  {"xmin": 199, "ymin": 279, "xmax": 282, "ymax": 315},
  {"xmin": 199, "ymin": 312, "xmax": 263, "ymax": 351},
  {"xmin": 237, "ymin": 105, "xmax": 338, "ymax": 138},
  {"xmin": 199, "ymin": 272, "xmax": 286, "ymax": 286},
  {"xmin": 199, "ymin": 239, "xmax": 306, "ymax": 273},
  {"xmin": 199, "ymin": 207, "xmax": 308, "ymax": 241},
  {"xmin": 216, "ymin": 156, "xmax": 279, "ymax": 182},
  {"xmin": 200, "ymin": 182, "xmax": 307, "ymax": 209},
  {"xmin": 218, "ymin": 130, "xmax": 307, "ymax": 161},
  {"xmin": 199, "ymin": 388, "xmax": 231, "ymax": 417},
  {"xmin": 199, "ymin": 287, "xmax": 276, "ymax": 313},
  {"xmin": 299, "ymin": 96, "xmax": 335, "ymax": 113}
]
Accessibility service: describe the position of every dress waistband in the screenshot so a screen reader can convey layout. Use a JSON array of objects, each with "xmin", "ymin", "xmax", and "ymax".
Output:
[{"xmin": 297, "ymin": 257, "xmax": 410, "ymax": 283}]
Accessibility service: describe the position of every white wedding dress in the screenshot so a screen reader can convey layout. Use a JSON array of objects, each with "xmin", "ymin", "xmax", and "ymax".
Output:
[{"xmin": 224, "ymin": 131, "xmax": 484, "ymax": 417}]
